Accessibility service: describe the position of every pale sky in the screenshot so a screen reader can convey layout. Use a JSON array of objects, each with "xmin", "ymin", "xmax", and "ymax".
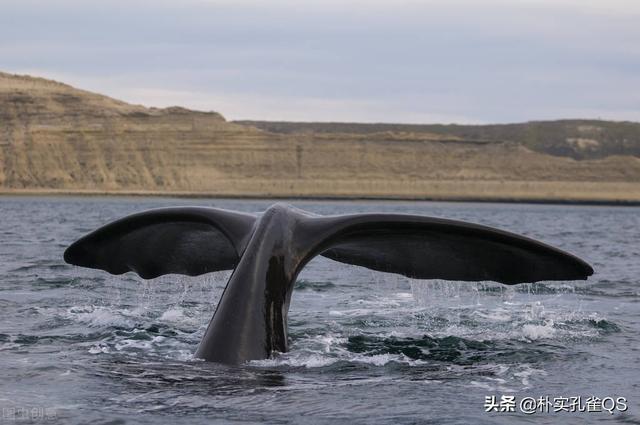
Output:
[{"xmin": 1, "ymin": 0, "xmax": 639, "ymax": 123}]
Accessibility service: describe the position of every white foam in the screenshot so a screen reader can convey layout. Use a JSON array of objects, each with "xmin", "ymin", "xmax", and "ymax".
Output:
[
  {"xmin": 252, "ymin": 350, "xmax": 422, "ymax": 368},
  {"xmin": 521, "ymin": 322, "xmax": 555, "ymax": 341},
  {"xmin": 313, "ymin": 334, "xmax": 347, "ymax": 353},
  {"xmin": 513, "ymin": 364, "xmax": 546, "ymax": 388},
  {"xmin": 114, "ymin": 335, "xmax": 167, "ymax": 352},
  {"xmin": 165, "ymin": 350, "xmax": 196, "ymax": 362},
  {"xmin": 350, "ymin": 353, "xmax": 411, "ymax": 366},
  {"xmin": 66, "ymin": 305, "xmax": 136, "ymax": 328},
  {"xmin": 115, "ymin": 339, "xmax": 152, "ymax": 351},
  {"xmin": 159, "ymin": 307, "xmax": 184, "ymax": 322},
  {"xmin": 251, "ymin": 352, "xmax": 336, "ymax": 368},
  {"xmin": 88, "ymin": 343, "xmax": 110, "ymax": 354}
]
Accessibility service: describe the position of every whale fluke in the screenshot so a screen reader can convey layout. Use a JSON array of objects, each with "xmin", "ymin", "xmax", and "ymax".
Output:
[
  {"xmin": 64, "ymin": 207, "xmax": 257, "ymax": 279},
  {"xmin": 315, "ymin": 214, "xmax": 593, "ymax": 284},
  {"xmin": 64, "ymin": 203, "xmax": 593, "ymax": 364}
]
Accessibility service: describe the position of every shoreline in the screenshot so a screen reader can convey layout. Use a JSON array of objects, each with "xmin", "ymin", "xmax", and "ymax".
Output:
[{"xmin": 2, "ymin": 188, "xmax": 639, "ymax": 206}]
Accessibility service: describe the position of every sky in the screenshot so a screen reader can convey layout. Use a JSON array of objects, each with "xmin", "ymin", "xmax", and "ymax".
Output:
[{"xmin": 1, "ymin": 0, "xmax": 639, "ymax": 124}]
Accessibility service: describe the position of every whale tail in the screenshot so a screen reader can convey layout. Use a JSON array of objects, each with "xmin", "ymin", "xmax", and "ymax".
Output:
[
  {"xmin": 64, "ymin": 205, "xmax": 593, "ymax": 363},
  {"xmin": 64, "ymin": 206, "xmax": 593, "ymax": 284}
]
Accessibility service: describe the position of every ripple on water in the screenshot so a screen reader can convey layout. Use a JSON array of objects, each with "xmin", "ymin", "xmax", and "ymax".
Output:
[{"xmin": 1, "ymin": 198, "xmax": 638, "ymax": 424}]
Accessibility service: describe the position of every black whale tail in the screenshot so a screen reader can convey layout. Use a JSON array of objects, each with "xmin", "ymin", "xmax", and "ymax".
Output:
[
  {"xmin": 64, "ymin": 205, "xmax": 593, "ymax": 284},
  {"xmin": 64, "ymin": 204, "xmax": 593, "ymax": 363}
]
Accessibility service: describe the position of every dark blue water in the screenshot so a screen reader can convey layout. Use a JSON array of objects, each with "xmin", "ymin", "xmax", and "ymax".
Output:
[{"xmin": 0, "ymin": 197, "xmax": 638, "ymax": 424}]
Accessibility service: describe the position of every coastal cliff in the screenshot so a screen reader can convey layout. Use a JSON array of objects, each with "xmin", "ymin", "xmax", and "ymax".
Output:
[{"xmin": 1, "ymin": 71, "xmax": 639, "ymax": 202}]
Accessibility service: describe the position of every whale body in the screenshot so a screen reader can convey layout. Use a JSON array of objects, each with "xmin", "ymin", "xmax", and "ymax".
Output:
[{"xmin": 64, "ymin": 203, "xmax": 593, "ymax": 364}]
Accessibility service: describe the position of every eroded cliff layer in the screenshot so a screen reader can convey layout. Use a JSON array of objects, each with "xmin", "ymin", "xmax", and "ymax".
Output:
[{"xmin": 1, "ymin": 71, "xmax": 639, "ymax": 202}]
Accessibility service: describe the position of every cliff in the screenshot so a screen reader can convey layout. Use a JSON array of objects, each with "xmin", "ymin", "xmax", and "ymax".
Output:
[
  {"xmin": 1, "ymin": 71, "xmax": 639, "ymax": 202},
  {"xmin": 237, "ymin": 119, "xmax": 640, "ymax": 160}
]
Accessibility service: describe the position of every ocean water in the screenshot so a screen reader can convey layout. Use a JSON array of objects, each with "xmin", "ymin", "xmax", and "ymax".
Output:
[{"xmin": 0, "ymin": 197, "xmax": 638, "ymax": 424}]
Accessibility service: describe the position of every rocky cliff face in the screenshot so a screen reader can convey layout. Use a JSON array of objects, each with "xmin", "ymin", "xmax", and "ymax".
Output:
[
  {"xmin": 1, "ymin": 71, "xmax": 639, "ymax": 202},
  {"xmin": 238, "ymin": 119, "xmax": 640, "ymax": 160}
]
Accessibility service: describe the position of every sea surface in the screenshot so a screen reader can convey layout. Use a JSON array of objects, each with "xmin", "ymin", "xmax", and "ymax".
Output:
[{"xmin": 0, "ymin": 197, "xmax": 638, "ymax": 424}]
